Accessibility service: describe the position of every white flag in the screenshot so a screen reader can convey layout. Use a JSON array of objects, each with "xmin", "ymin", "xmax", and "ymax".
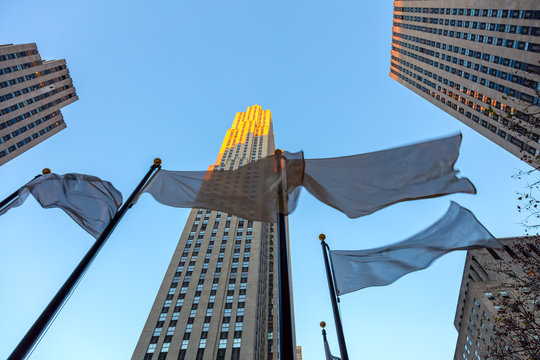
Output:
[
  {"xmin": 322, "ymin": 329, "xmax": 341, "ymax": 360},
  {"xmin": 0, "ymin": 173, "xmax": 123, "ymax": 238},
  {"xmin": 330, "ymin": 202, "xmax": 501, "ymax": 295},
  {"xmin": 304, "ymin": 134, "xmax": 476, "ymax": 218},
  {"xmin": 143, "ymin": 134, "xmax": 474, "ymax": 222},
  {"xmin": 143, "ymin": 151, "xmax": 304, "ymax": 222}
]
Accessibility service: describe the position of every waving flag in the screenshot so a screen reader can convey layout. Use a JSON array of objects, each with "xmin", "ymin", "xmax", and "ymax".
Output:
[
  {"xmin": 329, "ymin": 202, "xmax": 501, "ymax": 295},
  {"xmin": 144, "ymin": 134, "xmax": 474, "ymax": 221},
  {"xmin": 0, "ymin": 173, "xmax": 122, "ymax": 238}
]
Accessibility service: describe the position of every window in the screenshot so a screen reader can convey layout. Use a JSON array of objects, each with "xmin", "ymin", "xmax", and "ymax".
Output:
[
  {"xmin": 233, "ymin": 338, "xmax": 241, "ymax": 348},
  {"xmin": 172, "ymin": 312, "xmax": 180, "ymax": 320},
  {"xmin": 235, "ymin": 322, "xmax": 243, "ymax": 331},
  {"xmin": 219, "ymin": 339, "xmax": 227, "ymax": 349},
  {"xmin": 199, "ymin": 339, "xmax": 207, "ymax": 348},
  {"xmin": 221, "ymin": 323, "xmax": 230, "ymax": 331},
  {"xmin": 186, "ymin": 324, "xmax": 193, "ymax": 333},
  {"xmin": 190, "ymin": 310, "xmax": 197, "ymax": 317},
  {"xmin": 147, "ymin": 344, "xmax": 157, "ymax": 353},
  {"xmin": 181, "ymin": 340, "xmax": 189, "ymax": 350},
  {"xmin": 161, "ymin": 343, "xmax": 170, "ymax": 352},
  {"xmin": 153, "ymin": 328, "xmax": 162, "ymax": 336},
  {"xmin": 167, "ymin": 327, "xmax": 175, "ymax": 336},
  {"xmin": 159, "ymin": 313, "xmax": 167, "ymax": 321}
]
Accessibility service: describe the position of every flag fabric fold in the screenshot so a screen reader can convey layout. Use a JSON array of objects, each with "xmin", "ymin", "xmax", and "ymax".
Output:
[
  {"xmin": 329, "ymin": 202, "xmax": 501, "ymax": 295},
  {"xmin": 144, "ymin": 134, "xmax": 474, "ymax": 221},
  {"xmin": 143, "ymin": 151, "xmax": 304, "ymax": 222},
  {"xmin": 303, "ymin": 134, "xmax": 476, "ymax": 218},
  {"xmin": 322, "ymin": 329, "xmax": 341, "ymax": 360},
  {"xmin": 0, "ymin": 173, "xmax": 123, "ymax": 238}
]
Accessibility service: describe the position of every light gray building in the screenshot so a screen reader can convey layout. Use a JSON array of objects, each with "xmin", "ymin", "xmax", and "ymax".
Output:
[
  {"xmin": 453, "ymin": 237, "xmax": 540, "ymax": 360},
  {"xmin": 132, "ymin": 105, "xmax": 285, "ymax": 360},
  {"xmin": 0, "ymin": 43, "xmax": 78, "ymax": 166},
  {"xmin": 390, "ymin": 1, "xmax": 540, "ymax": 162}
]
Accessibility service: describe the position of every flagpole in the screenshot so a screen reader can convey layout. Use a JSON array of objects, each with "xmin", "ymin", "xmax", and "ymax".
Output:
[
  {"xmin": 275, "ymin": 149, "xmax": 296, "ymax": 360},
  {"xmin": 0, "ymin": 169, "xmax": 49, "ymax": 211},
  {"xmin": 8, "ymin": 159, "xmax": 162, "ymax": 360},
  {"xmin": 320, "ymin": 234, "xmax": 349, "ymax": 360}
]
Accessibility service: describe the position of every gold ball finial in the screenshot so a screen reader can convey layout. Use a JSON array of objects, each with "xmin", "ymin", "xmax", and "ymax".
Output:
[
  {"xmin": 320, "ymin": 321, "xmax": 326, "ymax": 328},
  {"xmin": 319, "ymin": 234, "xmax": 326, "ymax": 241},
  {"xmin": 42, "ymin": 168, "xmax": 51, "ymax": 174},
  {"xmin": 275, "ymin": 149, "xmax": 283, "ymax": 155},
  {"xmin": 153, "ymin": 158, "xmax": 162, "ymax": 166}
]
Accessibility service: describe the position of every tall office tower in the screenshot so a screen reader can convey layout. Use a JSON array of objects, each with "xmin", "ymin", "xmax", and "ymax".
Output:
[
  {"xmin": 0, "ymin": 43, "xmax": 78, "ymax": 166},
  {"xmin": 453, "ymin": 237, "xmax": 540, "ymax": 360},
  {"xmin": 390, "ymin": 1, "xmax": 540, "ymax": 162},
  {"xmin": 133, "ymin": 105, "xmax": 284, "ymax": 360}
]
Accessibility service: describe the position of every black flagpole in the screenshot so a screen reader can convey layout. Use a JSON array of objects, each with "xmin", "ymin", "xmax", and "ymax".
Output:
[
  {"xmin": 275, "ymin": 149, "xmax": 296, "ymax": 360},
  {"xmin": 320, "ymin": 234, "xmax": 349, "ymax": 360},
  {"xmin": 8, "ymin": 159, "xmax": 162, "ymax": 360},
  {"xmin": 0, "ymin": 169, "xmax": 49, "ymax": 211}
]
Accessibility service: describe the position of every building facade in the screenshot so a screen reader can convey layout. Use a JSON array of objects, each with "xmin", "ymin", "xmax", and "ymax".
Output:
[
  {"xmin": 453, "ymin": 237, "xmax": 540, "ymax": 360},
  {"xmin": 132, "ymin": 105, "xmax": 283, "ymax": 360},
  {"xmin": 0, "ymin": 43, "xmax": 78, "ymax": 166},
  {"xmin": 390, "ymin": 1, "xmax": 540, "ymax": 162}
]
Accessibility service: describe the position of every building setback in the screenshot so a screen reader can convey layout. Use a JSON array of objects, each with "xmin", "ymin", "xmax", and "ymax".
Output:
[
  {"xmin": 0, "ymin": 43, "xmax": 78, "ymax": 166},
  {"xmin": 132, "ymin": 105, "xmax": 286, "ymax": 360},
  {"xmin": 390, "ymin": 1, "xmax": 540, "ymax": 162},
  {"xmin": 453, "ymin": 237, "xmax": 540, "ymax": 360}
]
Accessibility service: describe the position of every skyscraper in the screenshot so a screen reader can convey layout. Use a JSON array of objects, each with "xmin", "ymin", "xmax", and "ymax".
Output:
[
  {"xmin": 452, "ymin": 237, "xmax": 540, "ymax": 360},
  {"xmin": 390, "ymin": 1, "xmax": 540, "ymax": 161},
  {"xmin": 132, "ymin": 105, "xmax": 284, "ymax": 360},
  {"xmin": 0, "ymin": 43, "xmax": 78, "ymax": 166}
]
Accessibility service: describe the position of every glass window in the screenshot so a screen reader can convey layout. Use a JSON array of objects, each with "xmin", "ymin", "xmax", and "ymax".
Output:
[
  {"xmin": 161, "ymin": 342, "xmax": 170, "ymax": 352},
  {"xmin": 147, "ymin": 344, "xmax": 156, "ymax": 353}
]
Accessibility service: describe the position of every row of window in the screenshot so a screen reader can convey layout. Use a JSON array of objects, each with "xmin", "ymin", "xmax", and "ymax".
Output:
[
  {"xmin": 0, "ymin": 111, "xmax": 60, "ymax": 145},
  {"xmin": 394, "ymin": 7, "xmax": 540, "ymax": 20},
  {"xmin": 393, "ymin": 21, "xmax": 540, "ymax": 53},
  {"xmin": 393, "ymin": 38, "xmax": 539, "ymax": 92},
  {"xmin": 0, "ymin": 122, "xmax": 61, "ymax": 158},
  {"xmin": 391, "ymin": 43, "xmax": 538, "ymax": 105},
  {"xmin": 0, "ymin": 64, "xmax": 67, "ymax": 89},
  {"xmin": 390, "ymin": 68, "xmax": 537, "ymax": 155},
  {"xmin": 0, "ymin": 49, "xmax": 36, "ymax": 62},
  {"xmin": 0, "ymin": 74, "xmax": 69, "ymax": 104},
  {"xmin": 0, "ymin": 60, "xmax": 43, "ymax": 75},
  {"xmin": 392, "ymin": 32, "xmax": 540, "ymax": 75},
  {"xmin": 1, "ymin": 84, "xmax": 72, "ymax": 116},
  {"xmin": 394, "ymin": 15, "xmax": 540, "ymax": 37}
]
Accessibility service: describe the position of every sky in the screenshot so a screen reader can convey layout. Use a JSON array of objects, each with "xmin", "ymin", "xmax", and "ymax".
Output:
[{"xmin": 0, "ymin": 1, "xmax": 534, "ymax": 359}]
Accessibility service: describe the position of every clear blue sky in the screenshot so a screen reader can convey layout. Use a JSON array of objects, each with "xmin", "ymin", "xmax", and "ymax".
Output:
[{"xmin": 0, "ymin": 1, "xmax": 531, "ymax": 359}]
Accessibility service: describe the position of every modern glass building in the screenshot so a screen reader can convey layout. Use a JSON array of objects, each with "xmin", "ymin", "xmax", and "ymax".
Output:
[
  {"xmin": 132, "ymin": 105, "xmax": 286, "ymax": 360},
  {"xmin": 390, "ymin": 1, "xmax": 540, "ymax": 162},
  {"xmin": 0, "ymin": 43, "xmax": 78, "ymax": 166}
]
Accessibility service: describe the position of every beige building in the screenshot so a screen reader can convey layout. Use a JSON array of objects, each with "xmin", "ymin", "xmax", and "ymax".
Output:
[
  {"xmin": 0, "ymin": 43, "xmax": 78, "ymax": 166},
  {"xmin": 390, "ymin": 1, "xmax": 540, "ymax": 162},
  {"xmin": 453, "ymin": 237, "xmax": 540, "ymax": 360},
  {"xmin": 132, "ymin": 105, "xmax": 286, "ymax": 360}
]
